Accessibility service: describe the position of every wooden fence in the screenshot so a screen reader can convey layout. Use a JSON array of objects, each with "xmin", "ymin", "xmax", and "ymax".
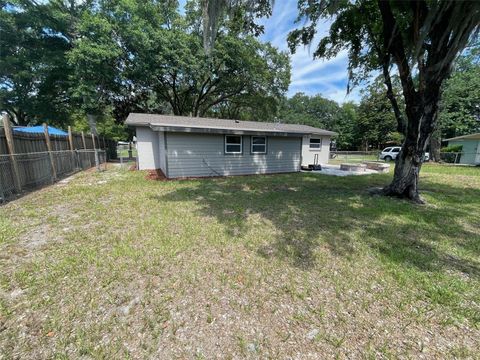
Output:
[{"xmin": 0, "ymin": 119, "xmax": 117, "ymax": 202}]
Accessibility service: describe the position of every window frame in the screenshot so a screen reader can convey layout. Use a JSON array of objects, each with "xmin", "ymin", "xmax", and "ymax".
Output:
[
  {"xmin": 224, "ymin": 135, "xmax": 243, "ymax": 155},
  {"xmin": 250, "ymin": 136, "xmax": 267, "ymax": 154},
  {"xmin": 309, "ymin": 137, "xmax": 322, "ymax": 151}
]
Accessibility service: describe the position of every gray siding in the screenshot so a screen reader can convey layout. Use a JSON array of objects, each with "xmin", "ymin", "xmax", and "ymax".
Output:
[
  {"xmin": 448, "ymin": 139, "xmax": 479, "ymax": 165},
  {"xmin": 137, "ymin": 126, "xmax": 160, "ymax": 170},
  {"xmin": 166, "ymin": 133, "xmax": 301, "ymax": 178},
  {"xmin": 158, "ymin": 131, "xmax": 166, "ymax": 173}
]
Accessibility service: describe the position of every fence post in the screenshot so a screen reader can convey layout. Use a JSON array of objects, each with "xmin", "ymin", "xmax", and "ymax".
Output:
[
  {"xmin": 2, "ymin": 114, "xmax": 22, "ymax": 192},
  {"xmin": 68, "ymin": 126, "xmax": 74, "ymax": 150},
  {"xmin": 81, "ymin": 131, "xmax": 87, "ymax": 149},
  {"xmin": 43, "ymin": 123, "xmax": 57, "ymax": 181},
  {"xmin": 92, "ymin": 133, "xmax": 100, "ymax": 171},
  {"xmin": 68, "ymin": 126, "xmax": 76, "ymax": 170}
]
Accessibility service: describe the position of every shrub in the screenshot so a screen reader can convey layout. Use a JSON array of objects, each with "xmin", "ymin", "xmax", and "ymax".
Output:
[
  {"xmin": 441, "ymin": 144, "xmax": 463, "ymax": 153},
  {"xmin": 440, "ymin": 145, "xmax": 462, "ymax": 163}
]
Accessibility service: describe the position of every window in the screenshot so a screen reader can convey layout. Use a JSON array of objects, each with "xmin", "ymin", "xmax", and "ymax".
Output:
[
  {"xmin": 383, "ymin": 147, "xmax": 392, "ymax": 152},
  {"xmin": 251, "ymin": 136, "xmax": 267, "ymax": 154},
  {"xmin": 225, "ymin": 135, "xmax": 242, "ymax": 154},
  {"xmin": 391, "ymin": 148, "xmax": 400, "ymax": 153},
  {"xmin": 309, "ymin": 138, "xmax": 322, "ymax": 150}
]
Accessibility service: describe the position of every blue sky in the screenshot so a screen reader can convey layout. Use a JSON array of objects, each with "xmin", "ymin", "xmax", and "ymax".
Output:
[
  {"xmin": 258, "ymin": 0, "xmax": 361, "ymax": 103},
  {"xmin": 178, "ymin": 0, "xmax": 361, "ymax": 103}
]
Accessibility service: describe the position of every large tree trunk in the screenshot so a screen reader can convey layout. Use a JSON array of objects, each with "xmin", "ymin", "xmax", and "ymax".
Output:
[
  {"xmin": 382, "ymin": 103, "xmax": 437, "ymax": 203},
  {"xmin": 383, "ymin": 139, "xmax": 427, "ymax": 203}
]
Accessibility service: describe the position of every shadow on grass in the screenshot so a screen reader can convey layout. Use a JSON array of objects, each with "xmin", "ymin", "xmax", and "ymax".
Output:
[{"xmin": 151, "ymin": 172, "xmax": 480, "ymax": 277}]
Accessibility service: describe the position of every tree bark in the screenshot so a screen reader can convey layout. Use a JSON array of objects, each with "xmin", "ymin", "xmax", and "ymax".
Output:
[
  {"xmin": 87, "ymin": 113, "xmax": 98, "ymax": 136},
  {"xmin": 429, "ymin": 128, "xmax": 441, "ymax": 162},
  {"xmin": 382, "ymin": 101, "xmax": 438, "ymax": 203},
  {"xmin": 382, "ymin": 138, "xmax": 426, "ymax": 203}
]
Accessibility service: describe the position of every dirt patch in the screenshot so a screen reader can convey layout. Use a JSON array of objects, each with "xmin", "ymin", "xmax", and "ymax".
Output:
[{"xmin": 145, "ymin": 169, "xmax": 168, "ymax": 181}]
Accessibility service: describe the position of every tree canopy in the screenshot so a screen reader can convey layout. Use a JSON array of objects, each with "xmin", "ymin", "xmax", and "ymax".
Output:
[
  {"xmin": 439, "ymin": 47, "xmax": 480, "ymax": 139},
  {"xmin": 1, "ymin": 0, "xmax": 290, "ymax": 133}
]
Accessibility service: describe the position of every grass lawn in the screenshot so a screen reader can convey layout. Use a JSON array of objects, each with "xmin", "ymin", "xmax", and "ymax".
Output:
[
  {"xmin": 117, "ymin": 148, "xmax": 138, "ymax": 158},
  {"xmin": 0, "ymin": 164, "xmax": 479, "ymax": 358}
]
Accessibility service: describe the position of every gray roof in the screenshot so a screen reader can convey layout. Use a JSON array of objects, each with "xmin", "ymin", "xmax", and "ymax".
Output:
[
  {"xmin": 445, "ymin": 133, "xmax": 480, "ymax": 141},
  {"xmin": 125, "ymin": 113, "xmax": 337, "ymax": 136}
]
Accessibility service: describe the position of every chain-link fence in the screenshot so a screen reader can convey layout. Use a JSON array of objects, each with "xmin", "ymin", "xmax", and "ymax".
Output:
[
  {"xmin": 329, "ymin": 150, "xmax": 479, "ymax": 165},
  {"xmin": 439, "ymin": 152, "xmax": 479, "ymax": 164},
  {"xmin": 329, "ymin": 151, "xmax": 381, "ymax": 165},
  {"xmin": 0, "ymin": 149, "xmax": 106, "ymax": 202}
]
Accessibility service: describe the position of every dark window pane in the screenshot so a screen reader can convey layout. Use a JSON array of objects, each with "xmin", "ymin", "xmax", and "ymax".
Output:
[
  {"xmin": 252, "ymin": 145, "xmax": 266, "ymax": 153},
  {"xmin": 252, "ymin": 136, "xmax": 266, "ymax": 145},
  {"xmin": 392, "ymin": 148, "xmax": 400, "ymax": 153},
  {"xmin": 226, "ymin": 136, "xmax": 241, "ymax": 144},
  {"xmin": 226, "ymin": 144, "xmax": 241, "ymax": 153},
  {"xmin": 310, "ymin": 138, "xmax": 321, "ymax": 144}
]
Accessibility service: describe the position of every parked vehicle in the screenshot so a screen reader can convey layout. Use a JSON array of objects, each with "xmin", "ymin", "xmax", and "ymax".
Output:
[
  {"xmin": 379, "ymin": 147, "xmax": 401, "ymax": 162},
  {"xmin": 379, "ymin": 147, "xmax": 431, "ymax": 162}
]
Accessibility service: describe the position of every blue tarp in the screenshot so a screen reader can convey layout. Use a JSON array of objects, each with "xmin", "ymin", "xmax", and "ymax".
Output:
[{"xmin": 13, "ymin": 125, "xmax": 68, "ymax": 136}]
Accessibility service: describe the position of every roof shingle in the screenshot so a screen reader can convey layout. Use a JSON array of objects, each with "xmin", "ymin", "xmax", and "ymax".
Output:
[{"xmin": 125, "ymin": 113, "xmax": 337, "ymax": 136}]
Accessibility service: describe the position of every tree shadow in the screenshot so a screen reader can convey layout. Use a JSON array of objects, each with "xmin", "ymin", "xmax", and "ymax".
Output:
[{"xmin": 151, "ymin": 172, "xmax": 480, "ymax": 277}]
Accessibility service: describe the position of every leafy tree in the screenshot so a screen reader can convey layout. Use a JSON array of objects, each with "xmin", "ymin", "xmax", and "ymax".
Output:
[
  {"xmin": 279, "ymin": 93, "xmax": 339, "ymax": 128},
  {"xmin": 439, "ymin": 48, "xmax": 480, "ymax": 140},
  {"xmin": 289, "ymin": 0, "xmax": 480, "ymax": 202},
  {"xmin": 278, "ymin": 93, "xmax": 359, "ymax": 150},
  {"xmin": 356, "ymin": 76, "xmax": 403, "ymax": 150},
  {"xmin": 334, "ymin": 102, "xmax": 359, "ymax": 150},
  {"xmin": 200, "ymin": 0, "xmax": 272, "ymax": 52},
  {"xmin": 68, "ymin": 0, "xmax": 289, "ymax": 122},
  {"xmin": 0, "ymin": 0, "xmax": 76, "ymax": 127}
]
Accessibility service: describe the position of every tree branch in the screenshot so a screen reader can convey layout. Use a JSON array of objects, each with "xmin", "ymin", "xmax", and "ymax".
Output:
[{"xmin": 378, "ymin": 0, "xmax": 419, "ymax": 126}]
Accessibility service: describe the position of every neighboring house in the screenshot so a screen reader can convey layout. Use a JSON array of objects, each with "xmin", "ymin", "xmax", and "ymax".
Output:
[
  {"xmin": 125, "ymin": 113, "xmax": 337, "ymax": 178},
  {"xmin": 445, "ymin": 133, "xmax": 480, "ymax": 165}
]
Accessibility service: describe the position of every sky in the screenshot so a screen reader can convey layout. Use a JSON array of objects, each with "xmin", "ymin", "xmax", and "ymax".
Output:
[
  {"xmin": 178, "ymin": 0, "xmax": 362, "ymax": 104},
  {"xmin": 257, "ymin": 0, "xmax": 361, "ymax": 103}
]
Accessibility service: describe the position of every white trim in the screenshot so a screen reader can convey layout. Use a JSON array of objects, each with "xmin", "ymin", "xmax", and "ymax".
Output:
[
  {"xmin": 309, "ymin": 137, "xmax": 322, "ymax": 151},
  {"xmin": 251, "ymin": 136, "xmax": 267, "ymax": 154},
  {"xmin": 225, "ymin": 135, "xmax": 243, "ymax": 154}
]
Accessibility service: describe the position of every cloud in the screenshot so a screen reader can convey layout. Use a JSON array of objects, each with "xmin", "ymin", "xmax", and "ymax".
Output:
[{"xmin": 259, "ymin": 0, "xmax": 359, "ymax": 104}]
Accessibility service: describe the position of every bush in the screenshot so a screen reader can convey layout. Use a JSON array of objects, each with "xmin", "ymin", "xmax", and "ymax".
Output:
[
  {"xmin": 441, "ymin": 144, "xmax": 463, "ymax": 153},
  {"xmin": 440, "ymin": 145, "xmax": 462, "ymax": 163}
]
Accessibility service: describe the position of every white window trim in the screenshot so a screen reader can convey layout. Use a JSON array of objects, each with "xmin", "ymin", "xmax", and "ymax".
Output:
[
  {"xmin": 225, "ymin": 135, "xmax": 243, "ymax": 154},
  {"xmin": 251, "ymin": 136, "xmax": 267, "ymax": 154},
  {"xmin": 309, "ymin": 137, "xmax": 322, "ymax": 151}
]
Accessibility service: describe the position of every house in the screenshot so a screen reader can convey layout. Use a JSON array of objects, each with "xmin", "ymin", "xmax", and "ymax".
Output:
[
  {"xmin": 445, "ymin": 133, "xmax": 480, "ymax": 165},
  {"xmin": 125, "ymin": 113, "xmax": 337, "ymax": 178}
]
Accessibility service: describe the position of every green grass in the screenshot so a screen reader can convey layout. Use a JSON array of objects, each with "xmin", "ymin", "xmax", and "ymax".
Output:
[
  {"xmin": 117, "ymin": 148, "xmax": 138, "ymax": 158},
  {"xmin": 0, "ymin": 163, "xmax": 479, "ymax": 358}
]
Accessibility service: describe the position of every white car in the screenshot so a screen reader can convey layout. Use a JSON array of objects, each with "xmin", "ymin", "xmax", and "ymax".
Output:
[
  {"xmin": 379, "ymin": 146, "xmax": 401, "ymax": 162},
  {"xmin": 379, "ymin": 147, "xmax": 431, "ymax": 162}
]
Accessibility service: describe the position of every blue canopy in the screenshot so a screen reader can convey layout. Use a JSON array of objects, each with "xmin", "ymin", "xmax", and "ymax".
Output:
[{"xmin": 14, "ymin": 125, "xmax": 68, "ymax": 136}]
